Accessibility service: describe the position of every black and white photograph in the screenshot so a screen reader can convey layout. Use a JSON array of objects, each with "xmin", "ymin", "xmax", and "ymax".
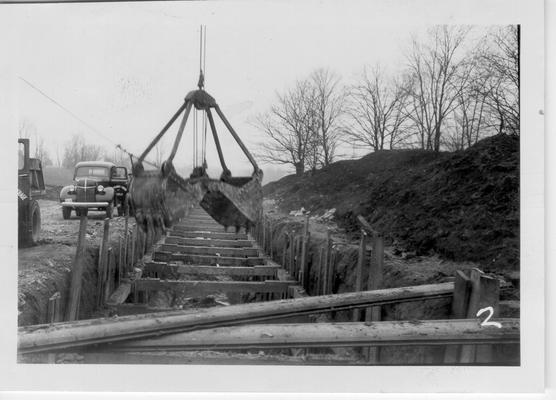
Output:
[{"xmin": 0, "ymin": 0, "xmax": 548, "ymax": 395}]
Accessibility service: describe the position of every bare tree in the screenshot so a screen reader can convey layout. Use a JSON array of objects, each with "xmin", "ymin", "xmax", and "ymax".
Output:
[
  {"xmin": 479, "ymin": 25, "xmax": 519, "ymax": 136},
  {"xmin": 310, "ymin": 68, "xmax": 344, "ymax": 166},
  {"xmin": 403, "ymin": 26, "xmax": 472, "ymax": 151},
  {"xmin": 345, "ymin": 65, "xmax": 408, "ymax": 151},
  {"xmin": 62, "ymin": 134, "xmax": 103, "ymax": 168},
  {"xmin": 33, "ymin": 135, "xmax": 53, "ymax": 166},
  {"xmin": 18, "ymin": 118, "xmax": 36, "ymax": 139},
  {"xmin": 255, "ymin": 79, "xmax": 318, "ymax": 176}
]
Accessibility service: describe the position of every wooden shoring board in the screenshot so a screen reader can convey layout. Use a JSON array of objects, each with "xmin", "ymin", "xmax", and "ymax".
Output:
[
  {"xmin": 175, "ymin": 222, "xmax": 224, "ymax": 230},
  {"xmin": 19, "ymin": 282, "xmax": 455, "ymax": 354},
  {"xmin": 105, "ymin": 319, "xmax": 520, "ymax": 352},
  {"xmin": 134, "ymin": 278, "xmax": 296, "ymax": 296},
  {"xmin": 158, "ymin": 243, "xmax": 259, "ymax": 257},
  {"xmin": 143, "ymin": 262, "xmax": 279, "ymax": 278},
  {"xmin": 168, "ymin": 230, "xmax": 249, "ymax": 240},
  {"xmin": 165, "ymin": 236, "xmax": 254, "ymax": 248},
  {"xmin": 172, "ymin": 225, "xmax": 227, "ymax": 233},
  {"xmin": 153, "ymin": 251, "xmax": 265, "ymax": 266}
]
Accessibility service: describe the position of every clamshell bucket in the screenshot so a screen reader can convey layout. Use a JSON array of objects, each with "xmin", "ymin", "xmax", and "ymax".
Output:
[{"xmin": 129, "ymin": 87, "xmax": 263, "ymax": 233}]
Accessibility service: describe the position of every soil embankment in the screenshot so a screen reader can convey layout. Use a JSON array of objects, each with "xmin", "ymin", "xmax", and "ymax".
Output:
[{"xmin": 264, "ymin": 134, "xmax": 519, "ymax": 275}]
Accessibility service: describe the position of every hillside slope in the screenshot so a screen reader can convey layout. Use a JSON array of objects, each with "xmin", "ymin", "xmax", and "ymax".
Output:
[{"xmin": 264, "ymin": 134, "xmax": 519, "ymax": 273}]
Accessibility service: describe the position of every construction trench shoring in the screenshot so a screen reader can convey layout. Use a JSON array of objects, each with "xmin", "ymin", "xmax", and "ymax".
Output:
[
  {"xmin": 18, "ymin": 204, "xmax": 519, "ymax": 365},
  {"xmin": 17, "ymin": 34, "xmax": 519, "ymax": 364}
]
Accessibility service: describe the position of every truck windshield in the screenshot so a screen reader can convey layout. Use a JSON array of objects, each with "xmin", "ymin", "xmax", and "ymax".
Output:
[{"xmin": 75, "ymin": 166, "xmax": 109, "ymax": 179}]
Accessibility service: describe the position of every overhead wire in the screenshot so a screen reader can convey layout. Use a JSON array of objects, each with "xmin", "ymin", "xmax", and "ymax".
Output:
[{"xmin": 18, "ymin": 76, "xmax": 159, "ymax": 168}]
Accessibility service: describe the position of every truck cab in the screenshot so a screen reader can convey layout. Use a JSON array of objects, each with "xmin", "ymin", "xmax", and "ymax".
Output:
[{"xmin": 59, "ymin": 161, "xmax": 129, "ymax": 219}]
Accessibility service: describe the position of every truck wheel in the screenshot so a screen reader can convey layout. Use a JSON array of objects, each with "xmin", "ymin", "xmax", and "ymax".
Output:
[
  {"xmin": 62, "ymin": 207, "xmax": 71, "ymax": 220},
  {"xmin": 27, "ymin": 200, "xmax": 41, "ymax": 245}
]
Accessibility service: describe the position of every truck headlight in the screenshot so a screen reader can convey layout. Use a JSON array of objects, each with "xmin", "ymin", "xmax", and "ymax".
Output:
[
  {"xmin": 97, "ymin": 185, "xmax": 105, "ymax": 192},
  {"xmin": 68, "ymin": 185, "xmax": 76, "ymax": 194}
]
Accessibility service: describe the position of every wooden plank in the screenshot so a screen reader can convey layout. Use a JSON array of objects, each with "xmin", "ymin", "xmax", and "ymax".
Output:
[
  {"xmin": 168, "ymin": 230, "xmax": 249, "ymax": 240},
  {"xmin": 108, "ymin": 319, "xmax": 520, "ymax": 352},
  {"xmin": 152, "ymin": 251, "xmax": 265, "ymax": 266},
  {"xmin": 158, "ymin": 243, "xmax": 259, "ymax": 257},
  {"xmin": 173, "ymin": 225, "xmax": 227, "ymax": 232},
  {"xmin": 106, "ymin": 283, "xmax": 132, "ymax": 306},
  {"xmin": 165, "ymin": 236, "xmax": 253, "ymax": 248},
  {"xmin": 65, "ymin": 215, "xmax": 88, "ymax": 321},
  {"xmin": 143, "ymin": 262, "xmax": 279, "ymax": 278},
  {"xmin": 79, "ymin": 351, "xmax": 363, "ymax": 366},
  {"xmin": 19, "ymin": 282, "xmax": 456, "ymax": 354},
  {"xmin": 135, "ymin": 278, "xmax": 296, "ymax": 296}
]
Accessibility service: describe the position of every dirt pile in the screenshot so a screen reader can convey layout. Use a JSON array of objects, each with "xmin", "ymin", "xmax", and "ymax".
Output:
[{"xmin": 264, "ymin": 134, "xmax": 519, "ymax": 273}]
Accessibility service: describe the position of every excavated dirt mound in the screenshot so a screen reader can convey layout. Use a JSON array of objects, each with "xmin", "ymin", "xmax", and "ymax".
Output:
[{"xmin": 264, "ymin": 134, "xmax": 519, "ymax": 274}]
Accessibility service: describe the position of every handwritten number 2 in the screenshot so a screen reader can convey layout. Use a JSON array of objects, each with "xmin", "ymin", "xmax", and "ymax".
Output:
[{"xmin": 476, "ymin": 306, "xmax": 502, "ymax": 328}]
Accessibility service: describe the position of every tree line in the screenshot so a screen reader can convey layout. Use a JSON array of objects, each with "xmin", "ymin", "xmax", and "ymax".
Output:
[
  {"xmin": 256, "ymin": 25, "xmax": 519, "ymax": 176},
  {"xmin": 19, "ymin": 121, "xmax": 129, "ymax": 169}
]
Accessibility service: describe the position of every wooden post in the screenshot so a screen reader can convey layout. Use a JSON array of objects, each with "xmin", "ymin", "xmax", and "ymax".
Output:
[
  {"xmin": 444, "ymin": 270, "xmax": 472, "ymax": 363},
  {"xmin": 323, "ymin": 230, "xmax": 332, "ymax": 294},
  {"xmin": 269, "ymin": 220, "xmax": 273, "ymax": 259},
  {"xmin": 47, "ymin": 292, "xmax": 61, "ymax": 324},
  {"xmin": 367, "ymin": 234, "xmax": 384, "ymax": 320},
  {"xmin": 295, "ymin": 236, "xmax": 302, "ymax": 281},
  {"xmin": 317, "ymin": 246, "xmax": 324, "ymax": 295},
  {"xmin": 118, "ymin": 237, "xmax": 123, "ymax": 285},
  {"xmin": 327, "ymin": 249, "xmax": 336, "ymax": 295},
  {"xmin": 65, "ymin": 215, "xmax": 88, "ymax": 321},
  {"xmin": 262, "ymin": 215, "xmax": 266, "ymax": 251},
  {"xmin": 104, "ymin": 248, "xmax": 114, "ymax": 303},
  {"xmin": 364, "ymin": 233, "xmax": 384, "ymax": 363},
  {"xmin": 96, "ymin": 218, "xmax": 111, "ymax": 308},
  {"xmin": 288, "ymin": 231, "xmax": 295, "ymax": 276},
  {"xmin": 352, "ymin": 231, "xmax": 367, "ymax": 322},
  {"xmin": 282, "ymin": 233, "xmax": 288, "ymax": 270},
  {"xmin": 130, "ymin": 225, "xmax": 137, "ymax": 268},
  {"xmin": 460, "ymin": 269, "xmax": 501, "ymax": 363},
  {"xmin": 300, "ymin": 215, "xmax": 310, "ymax": 289},
  {"xmin": 123, "ymin": 210, "xmax": 129, "ymax": 273}
]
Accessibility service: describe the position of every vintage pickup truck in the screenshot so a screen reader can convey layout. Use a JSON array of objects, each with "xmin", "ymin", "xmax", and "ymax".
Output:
[{"xmin": 59, "ymin": 161, "xmax": 129, "ymax": 219}]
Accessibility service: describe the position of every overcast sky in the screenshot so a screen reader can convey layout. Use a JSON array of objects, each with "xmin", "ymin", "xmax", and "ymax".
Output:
[{"xmin": 1, "ymin": 0, "xmax": 521, "ymax": 181}]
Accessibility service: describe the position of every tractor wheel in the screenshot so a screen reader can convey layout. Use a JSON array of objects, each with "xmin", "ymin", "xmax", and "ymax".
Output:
[
  {"xmin": 27, "ymin": 200, "xmax": 41, "ymax": 245},
  {"xmin": 62, "ymin": 207, "xmax": 71, "ymax": 220},
  {"xmin": 106, "ymin": 202, "xmax": 113, "ymax": 219}
]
